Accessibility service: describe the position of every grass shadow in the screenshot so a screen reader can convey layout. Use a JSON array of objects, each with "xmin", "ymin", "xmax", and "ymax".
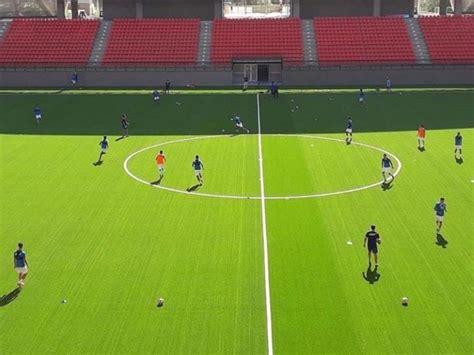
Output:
[
  {"xmin": 0, "ymin": 287, "xmax": 22, "ymax": 307},
  {"xmin": 436, "ymin": 233, "xmax": 448, "ymax": 248},
  {"xmin": 362, "ymin": 265, "xmax": 381, "ymax": 285}
]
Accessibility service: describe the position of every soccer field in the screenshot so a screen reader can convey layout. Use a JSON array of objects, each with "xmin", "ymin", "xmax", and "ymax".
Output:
[{"xmin": 0, "ymin": 89, "xmax": 473, "ymax": 354}]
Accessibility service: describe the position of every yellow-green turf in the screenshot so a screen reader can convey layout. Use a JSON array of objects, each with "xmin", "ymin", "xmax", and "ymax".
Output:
[{"xmin": 0, "ymin": 89, "xmax": 472, "ymax": 354}]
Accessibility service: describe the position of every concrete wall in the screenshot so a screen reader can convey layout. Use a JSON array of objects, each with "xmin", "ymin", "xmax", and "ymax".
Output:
[
  {"xmin": 103, "ymin": 0, "xmax": 136, "ymax": 19},
  {"xmin": 300, "ymin": 0, "xmax": 374, "ymax": 18},
  {"xmin": 381, "ymin": 0, "xmax": 412, "ymax": 15},
  {"xmin": 1, "ymin": 66, "xmax": 473, "ymax": 87},
  {"xmin": 143, "ymin": 0, "xmax": 214, "ymax": 20}
]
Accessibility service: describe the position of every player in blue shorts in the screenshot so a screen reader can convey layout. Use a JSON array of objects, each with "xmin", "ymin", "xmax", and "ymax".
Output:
[
  {"xmin": 231, "ymin": 114, "xmax": 250, "ymax": 133},
  {"xmin": 192, "ymin": 155, "xmax": 204, "ymax": 185},
  {"xmin": 381, "ymin": 153, "xmax": 394, "ymax": 183},
  {"xmin": 71, "ymin": 71, "xmax": 78, "ymax": 87},
  {"xmin": 345, "ymin": 116, "xmax": 353, "ymax": 144},
  {"xmin": 153, "ymin": 89, "xmax": 160, "ymax": 103},
  {"xmin": 359, "ymin": 88, "xmax": 365, "ymax": 103},
  {"xmin": 363, "ymin": 225, "xmax": 381, "ymax": 267},
  {"xmin": 121, "ymin": 114, "xmax": 129, "ymax": 138},
  {"xmin": 13, "ymin": 242, "xmax": 29, "ymax": 288},
  {"xmin": 97, "ymin": 136, "xmax": 109, "ymax": 163},
  {"xmin": 434, "ymin": 197, "xmax": 447, "ymax": 233},
  {"xmin": 33, "ymin": 104, "xmax": 42, "ymax": 124},
  {"xmin": 454, "ymin": 132, "xmax": 463, "ymax": 159}
]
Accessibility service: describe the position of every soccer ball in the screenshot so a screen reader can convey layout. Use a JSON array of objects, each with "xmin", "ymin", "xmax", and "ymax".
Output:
[
  {"xmin": 401, "ymin": 297, "xmax": 409, "ymax": 306},
  {"xmin": 157, "ymin": 297, "xmax": 165, "ymax": 308}
]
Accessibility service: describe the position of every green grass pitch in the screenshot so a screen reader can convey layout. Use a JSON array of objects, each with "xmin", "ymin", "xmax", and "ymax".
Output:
[{"xmin": 0, "ymin": 89, "xmax": 472, "ymax": 354}]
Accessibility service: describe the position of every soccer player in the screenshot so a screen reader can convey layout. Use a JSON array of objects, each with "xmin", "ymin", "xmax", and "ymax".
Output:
[
  {"xmin": 121, "ymin": 113, "xmax": 129, "ymax": 138},
  {"xmin": 270, "ymin": 81, "xmax": 279, "ymax": 99},
  {"xmin": 192, "ymin": 155, "xmax": 204, "ymax": 185},
  {"xmin": 417, "ymin": 124, "xmax": 426, "ymax": 150},
  {"xmin": 71, "ymin": 71, "xmax": 78, "ymax": 87},
  {"xmin": 434, "ymin": 197, "xmax": 447, "ymax": 233},
  {"xmin": 386, "ymin": 76, "xmax": 392, "ymax": 93},
  {"xmin": 345, "ymin": 116, "xmax": 353, "ymax": 144},
  {"xmin": 363, "ymin": 225, "xmax": 381, "ymax": 267},
  {"xmin": 359, "ymin": 88, "xmax": 365, "ymax": 103},
  {"xmin": 155, "ymin": 150, "xmax": 166, "ymax": 179},
  {"xmin": 381, "ymin": 153, "xmax": 395, "ymax": 183},
  {"xmin": 153, "ymin": 89, "xmax": 160, "ymax": 103},
  {"xmin": 231, "ymin": 114, "xmax": 250, "ymax": 133},
  {"xmin": 97, "ymin": 136, "xmax": 108, "ymax": 163},
  {"xmin": 13, "ymin": 242, "xmax": 28, "ymax": 288},
  {"xmin": 164, "ymin": 79, "xmax": 171, "ymax": 94},
  {"xmin": 454, "ymin": 132, "xmax": 463, "ymax": 159},
  {"xmin": 33, "ymin": 104, "xmax": 42, "ymax": 124}
]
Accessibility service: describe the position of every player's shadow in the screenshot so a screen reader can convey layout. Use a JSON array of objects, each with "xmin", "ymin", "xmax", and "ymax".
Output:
[
  {"xmin": 0, "ymin": 287, "xmax": 22, "ymax": 307},
  {"xmin": 362, "ymin": 266, "xmax": 381, "ymax": 285},
  {"xmin": 455, "ymin": 157, "xmax": 464, "ymax": 165},
  {"xmin": 115, "ymin": 136, "xmax": 125, "ymax": 142},
  {"xmin": 150, "ymin": 177, "xmax": 163, "ymax": 185},
  {"xmin": 381, "ymin": 181, "xmax": 393, "ymax": 191},
  {"xmin": 435, "ymin": 233, "xmax": 448, "ymax": 248},
  {"xmin": 186, "ymin": 184, "xmax": 201, "ymax": 192},
  {"xmin": 93, "ymin": 161, "xmax": 103, "ymax": 166},
  {"xmin": 417, "ymin": 146, "xmax": 426, "ymax": 152}
]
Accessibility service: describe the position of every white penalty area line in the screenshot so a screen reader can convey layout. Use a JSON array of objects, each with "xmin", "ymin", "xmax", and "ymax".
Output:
[{"xmin": 257, "ymin": 93, "xmax": 274, "ymax": 355}]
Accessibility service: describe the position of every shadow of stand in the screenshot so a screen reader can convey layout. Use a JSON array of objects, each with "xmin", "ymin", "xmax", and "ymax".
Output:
[
  {"xmin": 436, "ymin": 233, "xmax": 448, "ymax": 248},
  {"xmin": 0, "ymin": 287, "xmax": 22, "ymax": 307},
  {"xmin": 362, "ymin": 265, "xmax": 381, "ymax": 285}
]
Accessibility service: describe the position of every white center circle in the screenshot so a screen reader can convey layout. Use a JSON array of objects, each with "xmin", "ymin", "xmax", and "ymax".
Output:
[{"xmin": 123, "ymin": 134, "xmax": 402, "ymax": 200}]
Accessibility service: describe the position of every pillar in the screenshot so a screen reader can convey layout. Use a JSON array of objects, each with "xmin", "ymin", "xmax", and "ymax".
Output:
[
  {"xmin": 214, "ymin": 0, "xmax": 222, "ymax": 19},
  {"xmin": 71, "ymin": 0, "xmax": 78, "ymax": 19},
  {"xmin": 454, "ymin": 0, "xmax": 463, "ymax": 14},
  {"xmin": 57, "ymin": 0, "xmax": 65, "ymax": 19},
  {"xmin": 373, "ymin": 0, "xmax": 381, "ymax": 16},
  {"xmin": 439, "ymin": 0, "xmax": 448, "ymax": 15},
  {"xmin": 409, "ymin": 0, "xmax": 415, "ymax": 17},
  {"xmin": 292, "ymin": 0, "xmax": 300, "ymax": 18},
  {"xmin": 136, "ymin": 0, "xmax": 143, "ymax": 19}
]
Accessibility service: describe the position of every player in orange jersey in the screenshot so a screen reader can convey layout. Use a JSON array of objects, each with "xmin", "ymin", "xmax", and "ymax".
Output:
[
  {"xmin": 155, "ymin": 150, "xmax": 166, "ymax": 179},
  {"xmin": 417, "ymin": 124, "xmax": 426, "ymax": 150}
]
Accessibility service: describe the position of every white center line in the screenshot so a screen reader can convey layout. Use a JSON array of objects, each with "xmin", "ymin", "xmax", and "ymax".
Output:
[{"xmin": 256, "ymin": 93, "xmax": 274, "ymax": 355}]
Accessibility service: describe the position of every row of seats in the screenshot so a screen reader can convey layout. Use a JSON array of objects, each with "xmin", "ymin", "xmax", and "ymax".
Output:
[
  {"xmin": 0, "ymin": 19, "xmax": 99, "ymax": 66},
  {"xmin": 103, "ymin": 19, "xmax": 199, "ymax": 65},
  {"xmin": 211, "ymin": 19, "xmax": 303, "ymax": 63},
  {"xmin": 0, "ymin": 17, "xmax": 472, "ymax": 66},
  {"xmin": 314, "ymin": 17, "xmax": 416, "ymax": 65},
  {"xmin": 418, "ymin": 16, "xmax": 474, "ymax": 64}
]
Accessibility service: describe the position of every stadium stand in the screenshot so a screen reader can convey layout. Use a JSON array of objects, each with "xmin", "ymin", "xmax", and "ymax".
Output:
[
  {"xmin": 211, "ymin": 19, "xmax": 303, "ymax": 64},
  {"xmin": 418, "ymin": 16, "xmax": 474, "ymax": 64},
  {"xmin": 0, "ymin": 19, "xmax": 99, "ymax": 66},
  {"xmin": 314, "ymin": 17, "xmax": 416, "ymax": 65},
  {"xmin": 103, "ymin": 19, "xmax": 200, "ymax": 66}
]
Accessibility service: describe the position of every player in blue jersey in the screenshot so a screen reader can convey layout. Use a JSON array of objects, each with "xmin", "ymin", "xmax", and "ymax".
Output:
[
  {"xmin": 454, "ymin": 132, "xmax": 463, "ymax": 159},
  {"xmin": 13, "ymin": 242, "xmax": 29, "ymax": 288},
  {"xmin": 97, "ymin": 136, "xmax": 109, "ymax": 163},
  {"xmin": 153, "ymin": 89, "xmax": 160, "ymax": 103},
  {"xmin": 381, "ymin": 153, "xmax": 394, "ymax": 183},
  {"xmin": 192, "ymin": 155, "xmax": 204, "ymax": 185},
  {"xmin": 386, "ymin": 76, "xmax": 392, "ymax": 93},
  {"xmin": 121, "ymin": 114, "xmax": 129, "ymax": 138},
  {"xmin": 345, "ymin": 116, "xmax": 353, "ymax": 144},
  {"xmin": 359, "ymin": 88, "xmax": 365, "ymax": 103},
  {"xmin": 33, "ymin": 104, "xmax": 42, "ymax": 124},
  {"xmin": 231, "ymin": 114, "xmax": 250, "ymax": 133},
  {"xmin": 363, "ymin": 225, "xmax": 381, "ymax": 267},
  {"xmin": 71, "ymin": 71, "xmax": 78, "ymax": 87},
  {"xmin": 434, "ymin": 197, "xmax": 447, "ymax": 233}
]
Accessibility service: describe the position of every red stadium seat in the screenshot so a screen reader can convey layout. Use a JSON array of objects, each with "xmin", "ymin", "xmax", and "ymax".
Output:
[
  {"xmin": 0, "ymin": 19, "xmax": 99, "ymax": 67},
  {"xmin": 418, "ymin": 16, "xmax": 474, "ymax": 64},
  {"xmin": 314, "ymin": 17, "xmax": 416, "ymax": 65},
  {"xmin": 103, "ymin": 19, "xmax": 200, "ymax": 66},
  {"xmin": 211, "ymin": 19, "xmax": 303, "ymax": 64}
]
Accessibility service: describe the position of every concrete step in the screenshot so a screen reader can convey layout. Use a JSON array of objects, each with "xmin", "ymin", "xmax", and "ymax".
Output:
[
  {"xmin": 302, "ymin": 19, "xmax": 317, "ymax": 64},
  {"xmin": 89, "ymin": 20, "xmax": 112, "ymax": 66},
  {"xmin": 0, "ymin": 19, "xmax": 12, "ymax": 42},
  {"xmin": 197, "ymin": 20, "xmax": 212, "ymax": 65},
  {"xmin": 405, "ymin": 18, "xmax": 431, "ymax": 65}
]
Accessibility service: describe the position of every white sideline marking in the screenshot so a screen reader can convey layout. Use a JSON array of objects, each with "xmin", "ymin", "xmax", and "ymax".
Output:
[
  {"xmin": 257, "ymin": 93, "xmax": 274, "ymax": 355},
  {"xmin": 123, "ymin": 135, "xmax": 403, "ymax": 200}
]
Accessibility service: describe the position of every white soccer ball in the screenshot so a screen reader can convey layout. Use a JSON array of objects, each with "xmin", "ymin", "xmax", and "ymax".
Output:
[
  {"xmin": 401, "ymin": 297, "xmax": 409, "ymax": 306},
  {"xmin": 157, "ymin": 297, "xmax": 165, "ymax": 307}
]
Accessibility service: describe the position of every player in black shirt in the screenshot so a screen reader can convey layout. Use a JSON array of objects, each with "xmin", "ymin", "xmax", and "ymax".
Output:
[{"xmin": 363, "ymin": 225, "xmax": 381, "ymax": 267}]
